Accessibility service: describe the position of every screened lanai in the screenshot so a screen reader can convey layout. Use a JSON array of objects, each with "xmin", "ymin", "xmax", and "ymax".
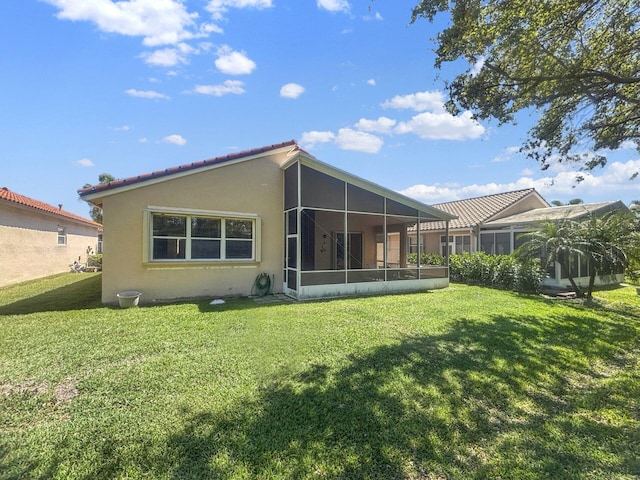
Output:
[{"xmin": 282, "ymin": 154, "xmax": 456, "ymax": 300}]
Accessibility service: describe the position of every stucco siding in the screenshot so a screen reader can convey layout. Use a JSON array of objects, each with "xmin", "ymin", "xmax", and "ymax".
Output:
[
  {"xmin": 0, "ymin": 204, "xmax": 99, "ymax": 287},
  {"xmin": 100, "ymin": 152, "xmax": 286, "ymax": 303}
]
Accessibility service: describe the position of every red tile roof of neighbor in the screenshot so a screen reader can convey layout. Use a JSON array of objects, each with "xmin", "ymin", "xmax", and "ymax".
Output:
[
  {"xmin": 78, "ymin": 140, "xmax": 300, "ymax": 197},
  {"xmin": 421, "ymin": 188, "xmax": 546, "ymax": 231},
  {"xmin": 0, "ymin": 187, "xmax": 101, "ymax": 228}
]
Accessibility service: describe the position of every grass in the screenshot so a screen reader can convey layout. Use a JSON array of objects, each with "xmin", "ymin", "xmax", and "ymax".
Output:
[{"xmin": 1, "ymin": 274, "xmax": 639, "ymax": 479}]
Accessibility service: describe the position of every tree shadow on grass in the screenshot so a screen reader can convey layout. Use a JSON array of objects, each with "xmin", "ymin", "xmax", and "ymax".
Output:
[
  {"xmin": 0, "ymin": 274, "xmax": 102, "ymax": 315},
  {"xmin": 162, "ymin": 310, "xmax": 640, "ymax": 479}
]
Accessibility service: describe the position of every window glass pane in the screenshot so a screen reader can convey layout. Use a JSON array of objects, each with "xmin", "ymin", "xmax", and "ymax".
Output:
[
  {"xmin": 226, "ymin": 240, "xmax": 252, "ymax": 259},
  {"xmin": 226, "ymin": 220, "xmax": 252, "ymax": 239},
  {"xmin": 192, "ymin": 217, "xmax": 220, "ymax": 238},
  {"xmin": 153, "ymin": 238, "xmax": 186, "ymax": 259},
  {"xmin": 462, "ymin": 235, "xmax": 471, "ymax": 252},
  {"xmin": 192, "ymin": 239, "xmax": 221, "ymax": 259},
  {"xmin": 153, "ymin": 215, "xmax": 186, "ymax": 236}
]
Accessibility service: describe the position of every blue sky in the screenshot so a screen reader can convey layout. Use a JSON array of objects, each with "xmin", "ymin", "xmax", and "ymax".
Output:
[{"xmin": 2, "ymin": 0, "xmax": 639, "ymax": 219}]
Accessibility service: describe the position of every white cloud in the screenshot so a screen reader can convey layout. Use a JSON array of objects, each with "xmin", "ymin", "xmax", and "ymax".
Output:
[
  {"xmin": 206, "ymin": 0, "xmax": 273, "ymax": 21},
  {"xmin": 140, "ymin": 48, "xmax": 189, "ymax": 67},
  {"xmin": 301, "ymin": 128, "xmax": 382, "ymax": 153},
  {"xmin": 367, "ymin": 79, "xmax": 376, "ymax": 86},
  {"xmin": 381, "ymin": 91, "xmax": 445, "ymax": 112},
  {"xmin": 335, "ymin": 128, "xmax": 383, "ymax": 153},
  {"xmin": 491, "ymin": 146, "xmax": 520, "ymax": 163},
  {"xmin": 300, "ymin": 131, "xmax": 336, "ymax": 149},
  {"xmin": 75, "ymin": 158, "xmax": 94, "ymax": 167},
  {"xmin": 470, "ymin": 56, "xmax": 485, "ymax": 76},
  {"xmin": 618, "ymin": 140, "xmax": 638, "ymax": 150},
  {"xmin": 138, "ymin": 137, "xmax": 148, "ymax": 143},
  {"xmin": 44, "ymin": 0, "xmax": 202, "ymax": 47},
  {"xmin": 214, "ymin": 45, "xmax": 256, "ymax": 75},
  {"xmin": 395, "ymin": 111, "xmax": 485, "ymax": 141},
  {"xmin": 193, "ymin": 80, "xmax": 245, "ymax": 96},
  {"xmin": 162, "ymin": 134, "xmax": 186, "ymax": 146},
  {"xmin": 111, "ymin": 125, "xmax": 131, "ymax": 131},
  {"xmin": 317, "ymin": 0, "xmax": 350, "ymax": 13},
  {"xmin": 400, "ymin": 159, "xmax": 640, "ymax": 205},
  {"xmin": 280, "ymin": 83, "xmax": 305, "ymax": 99},
  {"xmin": 355, "ymin": 116, "xmax": 396, "ymax": 135},
  {"xmin": 125, "ymin": 88, "xmax": 170, "ymax": 99}
]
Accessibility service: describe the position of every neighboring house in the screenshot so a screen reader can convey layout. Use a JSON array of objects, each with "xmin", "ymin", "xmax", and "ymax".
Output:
[
  {"xmin": 78, "ymin": 140, "xmax": 456, "ymax": 303},
  {"xmin": 412, "ymin": 189, "xmax": 628, "ymax": 289},
  {"xmin": 409, "ymin": 189, "xmax": 550, "ymax": 257},
  {"xmin": 0, "ymin": 187, "xmax": 102, "ymax": 287}
]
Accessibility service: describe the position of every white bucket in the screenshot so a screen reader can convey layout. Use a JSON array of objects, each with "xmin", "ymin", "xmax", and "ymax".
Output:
[{"xmin": 117, "ymin": 291, "xmax": 141, "ymax": 308}]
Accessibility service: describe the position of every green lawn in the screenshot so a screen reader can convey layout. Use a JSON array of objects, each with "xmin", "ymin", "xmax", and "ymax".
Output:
[{"xmin": 1, "ymin": 274, "xmax": 639, "ymax": 479}]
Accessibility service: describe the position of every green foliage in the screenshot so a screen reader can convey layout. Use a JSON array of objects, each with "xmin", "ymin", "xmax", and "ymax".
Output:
[
  {"xmin": 449, "ymin": 252, "xmax": 544, "ymax": 293},
  {"xmin": 87, "ymin": 254, "xmax": 103, "ymax": 269},
  {"xmin": 83, "ymin": 173, "xmax": 115, "ymax": 224},
  {"xmin": 407, "ymin": 252, "xmax": 446, "ymax": 266},
  {"xmin": 410, "ymin": 0, "xmax": 640, "ymax": 175},
  {"xmin": 1, "ymin": 274, "xmax": 639, "ymax": 478}
]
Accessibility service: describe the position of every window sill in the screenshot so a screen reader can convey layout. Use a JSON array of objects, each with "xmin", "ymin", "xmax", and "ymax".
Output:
[{"xmin": 143, "ymin": 260, "xmax": 259, "ymax": 270}]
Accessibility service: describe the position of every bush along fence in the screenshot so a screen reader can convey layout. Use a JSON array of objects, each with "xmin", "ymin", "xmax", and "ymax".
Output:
[{"xmin": 448, "ymin": 252, "xmax": 545, "ymax": 294}]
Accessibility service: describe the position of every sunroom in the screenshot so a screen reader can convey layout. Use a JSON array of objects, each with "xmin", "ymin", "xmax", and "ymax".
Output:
[{"xmin": 282, "ymin": 154, "xmax": 456, "ymax": 300}]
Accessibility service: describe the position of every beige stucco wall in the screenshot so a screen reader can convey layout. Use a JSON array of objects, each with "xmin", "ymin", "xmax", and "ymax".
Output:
[
  {"xmin": 490, "ymin": 194, "xmax": 549, "ymax": 221},
  {"xmin": 99, "ymin": 152, "xmax": 287, "ymax": 304},
  {"xmin": 0, "ymin": 203, "xmax": 99, "ymax": 287}
]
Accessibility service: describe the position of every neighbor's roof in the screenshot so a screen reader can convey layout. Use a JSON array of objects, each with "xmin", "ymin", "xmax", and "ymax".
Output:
[
  {"xmin": 483, "ymin": 201, "xmax": 628, "ymax": 227},
  {"xmin": 0, "ymin": 187, "xmax": 101, "ymax": 228},
  {"xmin": 78, "ymin": 140, "xmax": 299, "ymax": 198},
  {"xmin": 420, "ymin": 189, "xmax": 546, "ymax": 231}
]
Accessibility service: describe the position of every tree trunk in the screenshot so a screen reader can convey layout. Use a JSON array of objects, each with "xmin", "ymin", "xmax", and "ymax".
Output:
[
  {"xmin": 587, "ymin": 271, "xmax": 597, "ymax": 300},
  {"xmin": 560, "ymin": 257, "xmax": 583, "ymax": 297}
]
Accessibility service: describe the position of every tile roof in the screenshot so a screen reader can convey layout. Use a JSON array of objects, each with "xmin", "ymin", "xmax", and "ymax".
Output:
[
  {"xmin": 78, "ymin": 140, "xmax": 299, "ymax": 197},
  {"xmin": 421, "ymin": 189, "xmax": 542, "ymax": 231},
  {"xmin": 483, "ymin": 201, "xmax": 627, "ymax": 226},
  {"xmin": 0, "ymin": 187, "xmax": 101, "ymax": 228}
]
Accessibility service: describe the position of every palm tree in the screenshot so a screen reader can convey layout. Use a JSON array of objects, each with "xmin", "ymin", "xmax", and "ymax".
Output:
[
  {"xmin": 517, "ymin": 219, "xmax": 584, "ymax": 296},
  {"xmin": 576, "ymin": 212, "xmax": 632, "ymax": 300}
]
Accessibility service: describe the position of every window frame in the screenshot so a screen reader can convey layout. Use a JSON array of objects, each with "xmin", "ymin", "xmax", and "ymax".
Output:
[
  {"xmin": 144, "ymin": 207, "xmax": 261, "ymax": 263},
  {"xmin": 57, "ymin": 226, "xmax": 67, "ymax": 246}
]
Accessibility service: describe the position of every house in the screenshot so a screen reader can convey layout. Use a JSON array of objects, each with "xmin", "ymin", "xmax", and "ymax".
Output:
[
  {"xmin": 412, "ymin": 189, "xmax": 628, "ymax": 289},
  {"xmin": 0, "ymin": 187, "xmax": 102, "ymax": 287},
  {"xmin": 78, "ymin": 140, "xmax": 456, "ymax": 303}
]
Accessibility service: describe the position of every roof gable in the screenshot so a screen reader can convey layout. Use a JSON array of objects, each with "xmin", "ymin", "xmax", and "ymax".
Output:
[{"xmin": 0, "ymin": 187, "xmax": 101, "ymax": 228}]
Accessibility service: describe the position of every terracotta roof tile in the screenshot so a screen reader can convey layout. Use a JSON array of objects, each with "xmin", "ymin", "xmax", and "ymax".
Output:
[
  {"xmin": 422, "ymin": 189, "xmax": 542, "ymax": 231},
  {"xmin": 0, "ymin": 187, "xmax": 101, "ymax": 228},
  {"xmin": 78, "ymin": 140, "xmax": 299, "ymax": 197}
]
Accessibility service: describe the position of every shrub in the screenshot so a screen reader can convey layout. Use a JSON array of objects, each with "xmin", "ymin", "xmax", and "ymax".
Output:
[
  {"xmin": 88, "ymin": 254, "xmax": 103, "ymax": 269},
  {"xmin": 407, "ymin": 252, "xmax": 446, "ymax": 266},
  {"xmin": 449, "ymin": 252, "xmax": 544, "ymax": 293}
]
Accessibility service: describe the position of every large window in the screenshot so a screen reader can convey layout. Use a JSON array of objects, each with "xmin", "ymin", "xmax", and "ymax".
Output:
[{"xmin": 151, "ymin": 213, "xmax": 255, "ymax": 261}]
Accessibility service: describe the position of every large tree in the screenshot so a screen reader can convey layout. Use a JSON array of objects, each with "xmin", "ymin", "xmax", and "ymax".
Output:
[
  {"xmin": 83, "ymin": 173, "xmax": 115, "ymax": 224},
  {"xmin": 411, "ymin": 0, "xmax": 640, "ymax": 176}
]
